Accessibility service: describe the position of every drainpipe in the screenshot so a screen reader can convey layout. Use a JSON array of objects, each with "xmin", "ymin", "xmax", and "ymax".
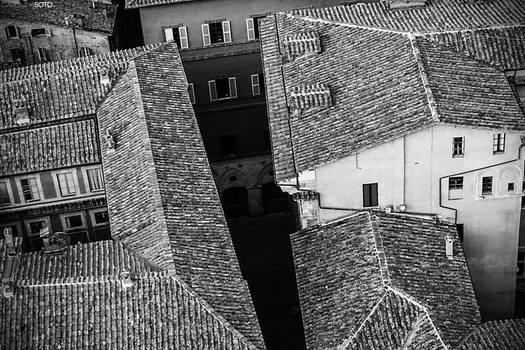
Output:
[{"xmin": 439, "ymin": 143, "xmax": 525, "ymax": 224}]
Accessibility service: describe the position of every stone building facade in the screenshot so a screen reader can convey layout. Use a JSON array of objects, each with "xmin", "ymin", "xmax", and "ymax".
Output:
[{"xmin": 0, "ymin": 0, "xmax": 115, "ymax": 69}]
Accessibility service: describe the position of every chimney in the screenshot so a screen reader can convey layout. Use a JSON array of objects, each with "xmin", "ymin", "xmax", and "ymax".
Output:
[
  {"xmin": 120, "ymin": 271, "xmax": 134, "ymax": 289},
  {"xmin": 14, "ymin": 106, "xmax": 30, "ymax": 125},
  {"xmin": 292, "ymin": 191, "xmax": 321, "ymax": 229},
  {"xmin": 445, "ymin": 236, "xmax": 454, "ymax": 259},
  {"xmin": 106, "ymin": 128, "xmax": 115, "ymax": 154},
  {"xmin": 389, "ymin": 0, "xmax": 427, "ymax": 10},
  {"xmin": 100, "ymin": 69, "xmax": 110, "ymax": 86}
]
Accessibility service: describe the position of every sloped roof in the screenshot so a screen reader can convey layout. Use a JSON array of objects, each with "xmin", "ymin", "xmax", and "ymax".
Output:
[
  {"xmin": 0, "ymin": 45, "xmax": 161, "ymax": 177},
  {"xmin": 125, "ymin": 0, "xmax": 196, "ymax": 9},
  {"xmin": 0, "ymin": 0, "xmax": 115, "ymax": 34},
  {"xmin": 261, "ymin": 0, "xmax": 525, "ymax": 182},
  {"xmin": 0, "ymin": 43, "xmax": 264, "ymax": 348},
  {"xmin": 459, "ymin": 319, "xmax": 525, "ymax": 350},
  {"xmin": 291, "ymin": 211, "xmax": 481, "ymax": 350},
  {"xmin": 96, "ymin": 44, "xmax": 264, "ymax": 347},
  {"xmin": 0, "ymin": 241, "xmax": 257, "ymax": 350}
]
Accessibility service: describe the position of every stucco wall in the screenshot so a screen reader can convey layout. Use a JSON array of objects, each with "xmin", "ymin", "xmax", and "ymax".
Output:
[
  {"xmin": 138, "ymin": 0, "xmax": 343, "ymax": 47},
  {"xmin": 313, "ymin": 124, "xmax": 524, "ymax": 319}
]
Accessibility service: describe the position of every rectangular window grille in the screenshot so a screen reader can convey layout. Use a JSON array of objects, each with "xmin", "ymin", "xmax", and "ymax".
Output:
[
  {"xmin": 482, "ymin": 176, "xmax": 493, "ymax": 196},
  {"xmin": 493, "ymin": 133, "xmax": 505, "ymax": 154}
]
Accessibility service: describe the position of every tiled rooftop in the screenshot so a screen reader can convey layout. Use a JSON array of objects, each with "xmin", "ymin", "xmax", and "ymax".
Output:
[
  {"xmin": 460, "ymin": 319, "xmax": 525, "ymax": 350},
  {"xmin": 0, "ymin": 0, "xmax": 115, "ymax": 34},
  {"xmin": 125, "ymin": 0, "xmax": 197, "ymax": 9},
  {"xmin": 261, "ymin": 0, "xmax": 525, "ymax": 182},
  {"xmin": 0, "ymin": 43, "xmax": 264, "ymax": 349},
  {"xmin": 291, "ymin": 211, "xmax": 481, "ymax": 349}
]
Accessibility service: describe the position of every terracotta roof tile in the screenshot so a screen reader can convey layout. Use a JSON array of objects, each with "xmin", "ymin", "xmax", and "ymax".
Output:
[
  {"xmin": 261, "ymin": 7, "xmax": 525, "ymax": 182},
  {"xmin": 0, "ymin": 0, "xmax": 115, "ymax": 34},
  {"xmin": 460, "ymin": 319, "xmax": 525, "ymax": 350},
  {"xmin": 0, "ymin": 118, "xmax": 100, "ymax": 176},
  {"xmin": 291, "ymin": 211, "xmax": 481, "ymax": 350},
  {"xmin": 125, "ymin": 0, "xmax": 197, "ymax": 9}
]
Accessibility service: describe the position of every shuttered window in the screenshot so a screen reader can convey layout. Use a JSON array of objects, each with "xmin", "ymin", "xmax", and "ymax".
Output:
[
  {"xmin": 188, "ymin": 83, "xmax": 196, "ymax": 104},
  {"xmin": 57, "ymin": 172, "xmax": 77, "ymax": 196},
  {"xmin": 246, "ymin": 18, "xmax": 255, "ymax": 40},
  {"xmin": 164, "ymin": 26, "xmax": 189, "ymax": 49},
  {"xmin": 86, "ymin": 168, "xmax": 104, "ymax": 192},
  {"xmin": 208, "ymin": 77, "xmax": 237, "ymax": 101}
]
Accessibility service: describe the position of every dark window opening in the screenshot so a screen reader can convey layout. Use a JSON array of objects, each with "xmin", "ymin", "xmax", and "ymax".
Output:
[
  {"xmin": 65, "ymin": 215, "xmax": 84, "ymax": 229},
  {"xmin": 222, "ymin": 187, "xmax": 249, "ymax": 218},
  {"xmin": 0, "ymin": 225, "xmax": 18, "ymax": 239},
  {"xmin": 508, "ymin": 183, "xmax": 515, "ymax": 192},
  {"xmin": 222, "ymin": 135, "xmax": 237, "ymax": 156},
  {"xmin": 0, "ymin": 182, "xmax": 10, "ymax": 205},
  {"xmin": 5, "ymin": 25, "xmax": 18, "ymax": 39},
  {"xmin": 216, "ymin": 78, "xmax": 230, "ymax": 99},
  {"xmin": 93, "ymin": 211, "xmax": 109, "ymax": 225},
  {"xmin": 20, "ymin": 178, "xmax": 39, "ymax": 201},
  {"xmin": 262, "ymin": 182, "xmax": 289, "ymax": 214},
  {"xmin": 452, "ymin": 137, "xmax": 465, "ymax": 158},
  {"xmin": 456, "ymin": 224, "xmax": 464, "ymax": 243},
  {"xmin": 253, "ymin": 17, "xmax": 264, "ymax": 39},
  {"xmin": 31, "ymin": 28, "xmax": 46, "ymax": 36},
  {"xmin": 209, "ymin": 22, "xmax": 224, "ymax": 44},
  {"xmin": 482, "ymin": 176, "xmax": 493, "ymax": 196},
  {"xmin": 29, "ymin": 221, "xmax": 46, "ymax": 235},
  {"xmin": 10, "ymin": 48, "xmax": 26, "ymax": 67},
  {"xmin": 263, "ymin": 130, "xmax": 271, "ymax": 151},
  {"xmin": 363, "ymin": 183, "xmax": 378, "ymax": 207}
]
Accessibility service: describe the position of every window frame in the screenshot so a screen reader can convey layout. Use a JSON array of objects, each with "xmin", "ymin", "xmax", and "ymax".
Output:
[
  {"xmin": 493, "ymin": 133, "xmax": 505, "ymax": 154},
  {"xmin": 82, "ymin": 166, "xmax": 104, "ymax": 193},
  {"xmin": 246, "ymin": 18, "xmax": 255, "ymax": 41},
  {"xmin": 163, "ymin": 25, "xmax": 189, "ymax": 49},
  {"xmin": 89, "ymin": 208, "xmax": 110, "ymax": 227},
  {"xmin": 202, "ymin": 20, "xmax": 231, "ymax": 46},
  {"xmin": 452, "ymin": 136, "xmax": 465, "ymax": 158},
  {"xmin": 5, "ymin": 25, "xmax": 19, "ymax": 39},
  {"xmin": 448, "ymin": 176, "xmax": 464, "ymax": 200},
  {"xmin": 24, "ymin": 217, "xmax": 50, "ymax": 237},
  {"xmin": 481, "ymin": 176, "xmax": 493, "ymax": 196},
  {"xmin": 0, "ymin": 179, "xmax": 14, "ymax": 206},
  {"xmin": 60, "ymin": 211, "xmax": 87, "ymax": 231},
  {"xmin": 251, "ymin": 74, "xmax": 261, "ymax": 96},
  {"xmin": 16, "ymin": 175, "xmax": 43, "ymax": 203},
  {"xmin": 36, "ymin": 47, "xmax": 49, "ymax": 63},
  {"xmin": 208, "ymin": 77, "xmax": 237, "ymax": 102},
  {"xmin": 52, "ymin": 169, "xmax": 79, "ymax": 198},
  {"xmin": 362, "ymin": 183, "xmax": 379, "ymax": 208}
]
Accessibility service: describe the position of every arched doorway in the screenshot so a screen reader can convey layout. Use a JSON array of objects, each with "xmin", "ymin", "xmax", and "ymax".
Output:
[{"xmin": 222, "ymin": 187, "xmax": 249, "ymax": 218}]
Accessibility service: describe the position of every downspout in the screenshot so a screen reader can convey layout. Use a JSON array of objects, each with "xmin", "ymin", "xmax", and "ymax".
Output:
[{"xmin": 439, "ymin": 143, "xmax": 525, "ymax": 224}]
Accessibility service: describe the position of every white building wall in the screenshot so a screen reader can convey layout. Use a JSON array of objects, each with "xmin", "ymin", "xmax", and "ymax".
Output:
[{"xmin": 311, "ymin": 124, "xmax": 524, "ymax": 319}]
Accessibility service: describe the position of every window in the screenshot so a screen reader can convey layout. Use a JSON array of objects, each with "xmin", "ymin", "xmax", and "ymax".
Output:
[
  {"xmin": 164, "ymin": 26, "xmax": 189, "ymax": 49},
  {"xmin": 449, "ymin": 176, "xmax": 463, "ymax": 190},
  {"xmin": 31, "ymin": 28, "xmax": 50, "ymax": 37},
  {"xmin": 20, "ymin": 177, "xmax": 40, "ymax": 202},
  {"xmin": 493, "ymin": 133, "xmax": 505, "ymax": 154},
  {"xmin": 56, "ymin": 171, "xmax": 77, "ymax": 196},
  {"xmin": 90, "ymin": 209, "xmax": 109, "ymax": 226},
  {"xmin": 263, "ymin": 129, "xmax": 271, "ymax": 151},
  {"xmin": 188, "ymin": 83, "xmax": 196, "ymax": 104},
  {"xmin": 221, "ymin": 187, "xmax": 249, "ymax": 218},
  {"xmin": 448, "ymin": 176, "xmax": 463, "ymax": 200},
  {"xmin": 251, "ymin": 73, "xmax": 263, "ymax": 96},
  {"xmin": 37, "ymin": 47, "xmax": 49, "ymax": 63},
  {"xmin": 363, "ymin": 183, "xmax": 378, "ymax": 207},
  {"xmin": 61, "ymin": 212, "xmax": 86, "ymax": 230},
  {"xmin": 85, "ymin": 167, "xmax": 104, "ymax": 192},
  {"xmin": 456, "ymin": 224, "xmax": 464, "ymax": 243},
  {"xmin": 10, "ymin": 48, "xmax": 26, "ymax": 67},
  {"xmin": 201, "ymin": 21, "xmax": 231, "ymax": 46},
  {"xmin": 77, "ymin": 47, "xmax": 92, "ymax": 57},
  {"xmin": 0, "ymin": 181, "xmax": 11, "ymax": 206},
  {"xmin": 482, "ymin": 176, "xmax": 493, "ymax": 196},
  {"xmin": 208, "ymin": 77, "xmax": 237, "ymax": 101},
  {"xmin": 0, "ymin": 223, "xmax": 19, "ymax": 239},
  {"xmin": 222, "ymin": 135, "xmax": 237, "ymax": 156},
  {"xmin": 508, "ymin": 182, "xmax": 515, "ymax": 192},
  {"xmin": 246, "ymin": 16, "xmax": 264, "ymax": 40},
  {"xmin": 452, "ymin": 137, "xmax": 465, "ymax": 158},
  {"xmin": 25, "ymin": 218, "xmax": 49, "ymax": 236},
  {"xmin": 5, "ymin": 25, "xmax": 19, "ymax": 39}
]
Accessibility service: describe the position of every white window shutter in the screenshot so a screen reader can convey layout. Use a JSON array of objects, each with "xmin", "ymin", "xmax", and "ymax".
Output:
[
  {"xmin": 246, "ymin": 18, "xmax": 255, "ymax": 41},
  {"xmin": 222, "ymin": 21, "xmax": 232, "ymax": 43},
  {"xmin": 188, "ymin": 83, "xmax": 196, "ymax": 104},
  {"xmin": 164, "ymin": 27, "xmax": 174, "ymax": 42},
  {"xmin": 251, "ymin": 74, "xmax": 260, "ymax": 96},
  {"xmin": 208, "ymin": 80, "xmax": 217, "ymax": 101},
  {"xmin": 228, "ymin": 77, "xmax": 237, "ymax": 98},
  {"xmin": 178, "ymin": 26, "xmax": 189, "ymax": 49},
  {"xmin": 201, "ymin": 24, "xmax": 211, "ymax": 46}
]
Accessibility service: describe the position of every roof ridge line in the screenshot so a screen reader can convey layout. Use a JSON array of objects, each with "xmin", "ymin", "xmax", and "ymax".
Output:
[
  {"xmin": 167, "ymin": 272, "xmax": 261, "ymax": 350},
  {"xmin": 417, "ymin": 23, "xmax": 525, "ymax": 36},
  {"xmin": 369, "ymin": 214, "xmax": 392, "ymax": 287},
  {"xmin": 283, "ymin": 12, "xmax": 408, "ymax": 36},
  {"xmin": 337, "ymin": 290, "xmax": 390, "ymax": 350},
  {"xmin": 387, "ymin": 286, "xmax": 448, "ymax": 349},
  {"xmin": 408, "ymin": 34, "xmax": 441, "ymax": 124}
]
